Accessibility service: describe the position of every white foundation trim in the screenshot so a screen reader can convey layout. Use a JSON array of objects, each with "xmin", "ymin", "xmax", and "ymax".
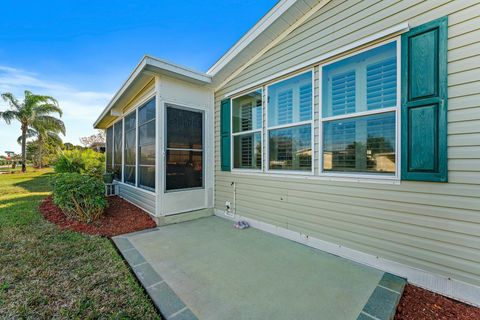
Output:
[{"xmin": 214, "ymin": 209, "xmax": 480, "ymax": 307}]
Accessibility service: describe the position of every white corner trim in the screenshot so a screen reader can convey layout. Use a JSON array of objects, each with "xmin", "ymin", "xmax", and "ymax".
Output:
[
  {"xmin": 207, "ymin": 0, "xmax": 300, "ymax": 76},
  {"xmin": 223, "ymin": 22, "xmax": 410, "ymax": 98},
  {"xmin": 214, "ymin": 209, "xmax": 480, "ymax": 307}
]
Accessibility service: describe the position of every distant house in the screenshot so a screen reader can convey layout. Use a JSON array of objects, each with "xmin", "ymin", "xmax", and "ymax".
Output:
[{"xmin": 94, "ymin": 0, "xmax": 480, "ymax": 306}]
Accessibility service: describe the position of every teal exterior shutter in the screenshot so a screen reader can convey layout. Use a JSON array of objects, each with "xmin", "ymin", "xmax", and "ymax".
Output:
[
  {"xmin": 401, "ymin": 16, "xmax": 448, "ymax": 182},
  {"xmin": 220, "ymin": 98, "xmax": 231, "ymax": 171}
]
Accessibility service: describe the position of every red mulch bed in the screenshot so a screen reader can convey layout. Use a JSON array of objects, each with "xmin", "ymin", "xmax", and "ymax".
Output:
[
  {"xmin": 39, "ymin": 196, "xmax": 157, "ymax": 237},
  {"xmin": 395, "ymin": 284, "xmax": 480, "ymax": 320}
]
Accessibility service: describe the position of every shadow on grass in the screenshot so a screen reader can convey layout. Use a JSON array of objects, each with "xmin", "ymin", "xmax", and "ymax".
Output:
[
  {"xmin": 0, "ymin": 194, "xmax": 47, "ymax": 227},
  {"xmin": 13, "ymin": 172, "xmax": 54, "ymax": 193}
]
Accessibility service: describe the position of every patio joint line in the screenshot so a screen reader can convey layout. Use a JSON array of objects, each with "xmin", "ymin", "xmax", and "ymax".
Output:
[
  {"xmin": 121, "ymin": 247, "xmax": 137, "ymax": 252},
  {"xmin": 360, "ymin": 311, "xmax": 382, "ymax": 320},
  {"xmin": 146, "ymin": 280, "xmax": 165, "ymax": 289},
  {"xmin": 133, "ymin": 261, "xmax": 148, "ymax": 268},
  {"xmin": 377, "ymin": 284, "xmax": 401, "ymax": 295},
  {"xmin": 168, "ymin": 306, "xmax": 188, "ymax": 319}
]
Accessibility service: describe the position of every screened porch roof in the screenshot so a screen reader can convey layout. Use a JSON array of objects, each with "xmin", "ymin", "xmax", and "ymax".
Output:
[{"xmin": 94, "ymin": 55, "xmax": 211, "ymax": 129}]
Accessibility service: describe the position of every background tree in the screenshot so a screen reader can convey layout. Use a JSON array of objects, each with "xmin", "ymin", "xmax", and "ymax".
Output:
[
  {"xmin": 62, "ymin": 142, "xmax": 75, "ymax": 151},
  {"xmin": 0, "ymin": 90, "xmax": 63, "ymax": 172},
  {"xmin": 79, "ymin": 131, "xmax": 105, "ymax": 148},
  {"xmin": 26, "ymin": 136, "xmax": 64, "ymax": 167}
]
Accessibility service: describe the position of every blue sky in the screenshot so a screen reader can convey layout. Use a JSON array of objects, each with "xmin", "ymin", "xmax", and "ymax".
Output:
[{"xmin": 0, "ymin": 0, "xmax": 277, "ymax": 154}]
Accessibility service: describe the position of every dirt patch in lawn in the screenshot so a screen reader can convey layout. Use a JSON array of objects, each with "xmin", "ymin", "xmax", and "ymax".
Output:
[
  {"xmin": 395, "ymin": 284, "xmax": 480, "ymax": 320},
  {"xmin": 39, "ymin": 196, "xmax": 157, "ymax": 237}
]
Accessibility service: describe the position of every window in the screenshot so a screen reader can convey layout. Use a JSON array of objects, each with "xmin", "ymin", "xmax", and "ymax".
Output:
[
  {"xmin": 321, "ymin": 41, "xmax": 398, "ymax": 175},
  {"xmin": 113, "ymin": 120, "xmax": 123, "ymax": 180},
  {"xmin": 124, "ymin": 111, "xmax": 136, "ymax": 185},
  {"xmin": 232, "ymin": 89, "xmax": 262, "ymax": 169},
  {"xmin": 106, "ymin": 126, "xmax": 113, "ymax": 173},
  {"xmin": 138, "ymin": 98, "xmax": 156, "ymax": 190},
  {"xmin": 165, "ymin": 105, "xmax": 203, "ymax": 191},
  {"xmin": 267, "ymin": 71, "xmax": 313, "ymax": 171}
]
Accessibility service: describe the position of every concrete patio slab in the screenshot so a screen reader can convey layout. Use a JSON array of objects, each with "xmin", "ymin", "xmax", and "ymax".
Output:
[{"xmin": 113, "ymin": 216, "xmax": 405, "ymax": 320}]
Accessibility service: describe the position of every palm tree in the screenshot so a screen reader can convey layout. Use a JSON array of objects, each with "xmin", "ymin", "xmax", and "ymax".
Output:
[
  {"xmin": 0, "ymin": 90, "xmax": 63, "ymax": 172},
  {"xmin": 19, "ymin": 119, "xmax": 66, "ymax": 167}
]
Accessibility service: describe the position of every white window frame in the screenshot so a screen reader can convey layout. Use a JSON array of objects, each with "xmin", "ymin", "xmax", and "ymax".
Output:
[
  {"xmin": 164, "ymin": 103, "xmax": 205, "ymax": 193},
  {"xmin": 231, "ymin": 88, "xmax": 264, "ymax": 173},
  {"xmin": 318, "ymin": 37, "xmax": 401, "ymax": 180},
  {"xmin": 226, "ymin": 36, "xmax": 402, "ymax": 183},
  {"xmin": 265, "ymin": 69, "xmax": 315, "ymax": 175}
]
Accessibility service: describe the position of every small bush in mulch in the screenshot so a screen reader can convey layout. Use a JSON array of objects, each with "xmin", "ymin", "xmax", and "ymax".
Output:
[
  {"xmin": 51, "ymin": 173, "xmax": 107, "ymax": 223},
  {"xmin": 395, "ymin": 284, "xmax": 480, "ymax": 320},
  {"xmin": 39, "ymin": 196, "xmax": 157, "ymax": 237}
]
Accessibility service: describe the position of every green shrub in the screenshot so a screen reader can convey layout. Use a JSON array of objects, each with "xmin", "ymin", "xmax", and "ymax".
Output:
[
  {"xmin": 52, "ymin": 173, "xmax": 107, "ymax": 223},
  {"xmin": 54, "ymin": 149, "xmax": 105, "ymax": 177}
]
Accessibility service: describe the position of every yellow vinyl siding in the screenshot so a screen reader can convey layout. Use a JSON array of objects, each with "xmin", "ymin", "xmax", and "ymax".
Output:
[{"xmin": 213, "ymin": 0, "xmax": 480, "ymax": 289}]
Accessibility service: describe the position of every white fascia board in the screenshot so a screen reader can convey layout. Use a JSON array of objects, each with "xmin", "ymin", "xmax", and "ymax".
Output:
[
  {"xmin": 93, "ymin": 56, "xmax": 211, "ymax": 128},
  {"xmin": 144, "ymin": 56, "xmax": 212, "ymax": 84},
  {"xmin": 93, "ymin": 57, "xmax": 147, "ymax": 128},
  {"xmin": 206, "ymin": 0, "xmax": 299, "ymax": 76}
]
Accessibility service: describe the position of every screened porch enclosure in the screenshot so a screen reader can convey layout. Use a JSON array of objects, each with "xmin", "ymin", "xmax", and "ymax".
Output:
[
  {"xmin": 106, "ymin": 98, "xmax": 156, "ymax": 192},
  {"xmin": 102, "ymin": 70, "xmax": 214, "ymax": 219}
]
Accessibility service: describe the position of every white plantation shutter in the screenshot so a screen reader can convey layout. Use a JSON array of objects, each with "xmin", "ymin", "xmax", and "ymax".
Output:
[
  {"xmin": 367, "ymin": 57, "xmax": 397, "ymax": 110},
  {"xmin": 255, "ymin": 99, "xmax": 262, "ymax": 129},
  {"xmin": 299, "ymin": 84, "xmax": 312, "ymax": 121},
  {"xmin": 277, "ymin": 89, "xmax": 293, "ymax": 125},
  {"xmin": 240, "ymin": 135, "xmax": 253, "ymax": 167},
  {"xmin": 277, "ymin": 128, "xmax": 293, "ymax": 162},
  {"xmin": 331, "ymin": 71, "xmax": 356, "ymax": 116},
  {"xmin": 241, "ymin": 103, "xmax": 252, "ymax": 131},
  {"xmin": 331, "ymin": 121, "xmax": 356, "ymax": 170}
]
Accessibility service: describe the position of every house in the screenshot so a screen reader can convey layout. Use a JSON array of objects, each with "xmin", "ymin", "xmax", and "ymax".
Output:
[{"xmin": 93, "ymin": 0, "xmax": 480, "ymax": 306}]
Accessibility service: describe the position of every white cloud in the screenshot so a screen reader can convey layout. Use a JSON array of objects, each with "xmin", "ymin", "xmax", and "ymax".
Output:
[{"xmin": 0, "ymin": 65, "xmax": 112, "ymax": 153}]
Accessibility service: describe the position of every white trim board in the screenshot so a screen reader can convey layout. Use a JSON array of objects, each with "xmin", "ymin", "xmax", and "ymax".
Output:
[
  {"xmin": 94, "ymin": 56, "xmax": 211, "ymax": 129},
  {"xmin": 223, "ymin": 22, "xmax": 410, "ymax": 98},
  {"xmin": 207, "ymin": 0, "xmax": 301, "ymax": 76},
  {"xmin": 214, "ymin": 209, "xmax": 480, "ymax": 307}
]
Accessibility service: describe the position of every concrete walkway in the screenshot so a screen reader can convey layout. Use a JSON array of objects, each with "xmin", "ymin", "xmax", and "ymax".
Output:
[{"xmin": 113, "ymin": 216, "xmax": 405, "ymax": 320}]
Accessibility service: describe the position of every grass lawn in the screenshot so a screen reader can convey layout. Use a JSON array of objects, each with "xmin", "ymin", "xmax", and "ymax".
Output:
[
  {"xmin": 0, "ymin": 166, "xmax": 22, "ymax": 173},
  {"xmin": 0, "ymin": 168, "xmax": 160, "ymax": 319}
]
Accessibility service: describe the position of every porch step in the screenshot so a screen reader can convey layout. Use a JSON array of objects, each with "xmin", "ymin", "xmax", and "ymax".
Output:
[
  {"xmin": 156, "ymin": 208, "xmax": 214, "ymax": 226},
  {"xmin": 357, "ymin": 273, "xmax": 407, "ymax": 320}
]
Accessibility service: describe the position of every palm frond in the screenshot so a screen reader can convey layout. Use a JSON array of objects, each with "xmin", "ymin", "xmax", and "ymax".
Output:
[
  {"xmin": 0, "ymin": 110, "xmax": 19, "ymax": 124},
  {"xmin": 1, "ymin": 93, "xmax": 22, "ymax": 110},
  {"xmin": 46, "ymin": 132, "xmax": 63, "ymax": 145},
  {"xmin": 25, "ymin": 92, "xmax": 59, "ymax": 107},
  {"xmin": 33, "ymin": 116, "xmax": 66, "ymax": 135},
  {"xmin": 34, "ymin": 103, "xmax": 63, "ymax": 117},
  {"xmin": 17, "ymin": 129, "xmax": 38, "ymax": 145}
]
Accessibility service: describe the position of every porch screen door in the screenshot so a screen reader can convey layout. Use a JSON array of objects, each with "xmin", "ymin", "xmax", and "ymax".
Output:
[{"xmin": 165, "ymin": 104, "xmax": 204, "ymax": 191}]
